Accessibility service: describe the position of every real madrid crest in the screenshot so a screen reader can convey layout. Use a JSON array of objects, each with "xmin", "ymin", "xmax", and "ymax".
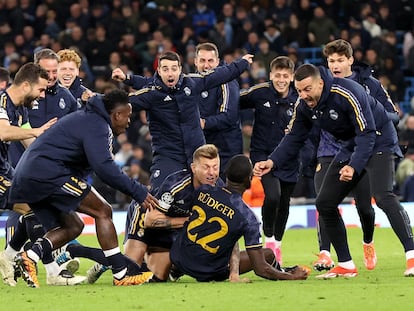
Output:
[
  {"xmin": 184, "ymin": 87, "xmax": 191, "ymax": 96},
  {"xmin": 138, "ymin": 229, "xmax": 145, "ymax": 237},
  {"xmin": 329, "ymin": 109, "xmax": 338, "ymax": 120},
  {"xmin": 59, "ymin": 98, "xmax": 66, "ymax": 109},
  {"xmin": 78, "ymin": 181, "xmax": 87, "ymax": 190}
]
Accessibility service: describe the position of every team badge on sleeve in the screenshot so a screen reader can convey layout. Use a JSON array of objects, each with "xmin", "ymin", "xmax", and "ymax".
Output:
[{"xmin": 159, "ymin": 192, "xmax": 174, "ymax": 212}]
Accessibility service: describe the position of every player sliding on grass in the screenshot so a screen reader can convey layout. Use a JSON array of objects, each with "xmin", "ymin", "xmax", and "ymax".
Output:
[{"xmin": 170, "ymin": 155, "xmax": 310, "ymax": 282}]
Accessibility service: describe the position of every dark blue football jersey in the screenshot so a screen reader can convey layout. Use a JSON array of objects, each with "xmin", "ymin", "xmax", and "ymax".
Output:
[
  {"xmin": 124, "ymin": 169, "xmax": 225, "ymax": 244},
  {"xmin": 0, "ymin": 91, "xmax": 29, "ymax": 172},
  {"xmin": 170, "ymin": 184, "xmax": 262, "ymax": 281},
  {"xmin": 153, "ymin": 169, "xmax": 225, "ymax": 217}
]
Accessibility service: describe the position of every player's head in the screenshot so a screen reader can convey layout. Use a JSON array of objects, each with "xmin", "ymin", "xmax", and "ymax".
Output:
[
  {"xmin": 323, "ymin": 39, "xmax": 353, "ymax": 78},
  {"xmin": 269, "ymin": 56, "xmax": 295, "ymax": 96},
  {"xmin": 34, "ymin": 48, "xmax": 60, "ymax": 88},
  {"xmin": 191, "ymin": 144, "xmax": 220, "ymax": 188},
  {"xmin": 13, "ymin": 63, "xmax": 48, "ymax": 108},
  {"xmin": 194, "ymin": 42, "xmax": 220, "ymax": 72},
  {"xmin": 57, "ymin": 49, "xmax": 81, "ymax": 88},
  {"xmin": 157, "ymin": 51, "xmax": 182, "ymax": 88},
  {"xmin": 225, "ymin": 154, "xmax": 253, "ymax": 190},
  {"xmin": 0, "ymin": 67, "xmax": 10, "ymax": 90},
  {"xmin": 294, "ymin": 64, "xmax": 323, "ymax": 109},
  {"xmin": 103, "ymin": 89, "xmax": 132, "ymax": 136}
]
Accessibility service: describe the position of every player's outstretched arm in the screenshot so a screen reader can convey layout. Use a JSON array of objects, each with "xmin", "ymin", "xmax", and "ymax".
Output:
[
  {"xmin": 247, "ymin": 248, "xmax": 308, "ymax": 280},
  {"xmin": 242, "ymin": 54, "xmax": 254, "ymax": 64},
  {"xmin": 229, "ymin": 242, "xmax": 251, "ymax": 283}
]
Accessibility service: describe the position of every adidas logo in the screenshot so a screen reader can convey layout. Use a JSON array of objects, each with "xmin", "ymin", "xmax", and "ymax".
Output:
[
  {"xmin": 164, "ymin": 95, "xmax": 172, "ymax": 101},
  {"xmin": 263, "ymin": 101, "xmax": 271, "ymax": 107}
]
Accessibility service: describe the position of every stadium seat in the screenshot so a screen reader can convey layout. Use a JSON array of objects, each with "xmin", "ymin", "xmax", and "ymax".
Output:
[
  {"xmin": 404, "ymin": 87, "xmax": 414, "ymax": 102},
  {"xmin": 399, "ymin": 101, "xmax": 412, "ymax": 114},
  {"xmin": 297, "ymin": 47, "xmax": 323, "ymax": 66},
  {"xmin": 404, "ymin": 77, "xmax": 414, "ymax": 88}
]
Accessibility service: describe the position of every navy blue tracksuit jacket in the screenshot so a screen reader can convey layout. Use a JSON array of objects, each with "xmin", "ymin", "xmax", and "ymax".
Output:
[
  {"xmin": 270, "ymin": 67, "xmax": 401, "ymax": 175},
  {"xmin": 240, "ymin": 82, "xmax": 300, "ymax": 182},
  {"xmin": 128, "ymin": 58, "xmax": 250, "ymax": 169},
  {"xmin": 9, "ymin": 95, "xmax": 148, "ymax": 204}
]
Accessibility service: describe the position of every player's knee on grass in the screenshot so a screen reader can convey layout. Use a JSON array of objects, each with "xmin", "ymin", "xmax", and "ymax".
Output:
[{"xmin": 146, "ymin": 250, "xmax": 171, "ymax": 281}]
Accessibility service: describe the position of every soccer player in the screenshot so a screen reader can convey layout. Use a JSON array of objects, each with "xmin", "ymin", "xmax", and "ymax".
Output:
[
  {"xmin": 57, "ymin": 49, "xmax": 94, "ymax": 106},
  {"xmin": 194, "ymin": 43, "xmax": 243, "ymax": 179},
  {"xmin": 312, "ymin": 39, "xmax": 399, "ymax": 271},
  {"xmin": 6, "ymin": 48, "xmax": 78, "ymax": 242},
  {"xmin": 170, "ymin": 154, "xmax": 309, "ymax": 282},
  {"xmin": 4, "ymin": 49, "xmax": 82, "ymax": 285},
  {"xmin": 0, "ymin": 63, "xmax": 56, "ymax": 286},
  {"xmin": 239, "ymin": 56, "xmax": 300, "ymax": 264},
  {"xmin": 126, "ymin": 51, "xmax": 253, "ymax": 192},
  {"xmin": 8, "ymin": 89, "xmax": 157, "ymax": 287},
  {"xmin": 122, "ymin": 144, "xmax": 223, "ymax": 282},
  {"xmin": 254, "ymin": 64, "xmax": 414, "ymax": 278}
]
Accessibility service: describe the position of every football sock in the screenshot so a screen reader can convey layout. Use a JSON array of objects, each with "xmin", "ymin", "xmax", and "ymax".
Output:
[
  {"xmin": 24, "ymin": 212, "xmax": 46, "ymax": 244},
  {"xmin": 44, "ymin": 261, "xmax": 61, "ymax": 276},
  {"xmin": 405, "ymin": 250, "xmax": 414, "ymax": 260},
  {"xmin": 30, "ymin": 238, "xmax": 53, "ymax": 263},
  {"xmin": 104, "ymin": 247, "xmax": 126, "ymax": 276},
  {"xmin": 3, "ymin": 244, "xmax": 19, "ymax": 260},
  {"xmin": 67, "ymin": 243, "xmax": 108, "ymax": 266},
  {"xmin": 337, "ymin": 260, "xmax": 355, "ymax": 269},
  {"xmin": 320, "ymin": 250, "xmax": 331, "ymax": 257},
  {"xmin": 8, "ymin": 215, "xmax": 28, "ymax": 251}
]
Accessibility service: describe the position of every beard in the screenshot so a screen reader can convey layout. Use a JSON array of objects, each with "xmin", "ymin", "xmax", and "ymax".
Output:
[{"xmin": 23, "ymin": 95, "xmax": 37, "ymax": 108}]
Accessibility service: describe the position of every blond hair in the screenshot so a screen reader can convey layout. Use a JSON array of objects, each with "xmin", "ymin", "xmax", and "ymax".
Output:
[
  {"xmin": 193, "ymin": 144, "xmax": 219, "ymax": 162},
  {"xmin": 57, "ymin": 49, "xmax": 82, "ymax": 68}
]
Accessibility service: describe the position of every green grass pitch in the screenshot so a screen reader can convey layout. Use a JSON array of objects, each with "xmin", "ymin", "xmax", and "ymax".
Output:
[{"xmin": 1, "ymin": 227, "xmax": 414, "ymax": 311}]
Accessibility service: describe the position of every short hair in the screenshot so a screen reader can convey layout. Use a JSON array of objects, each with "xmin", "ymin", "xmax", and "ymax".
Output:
[
  {"xmin": 158, "ymin": 51, "xmax": 181, "ymax": 67},
  {"xmin": 294, "ymin": 63, "xmax": 321, "ymax": 82},
  {"xmin": 225, "ymin": 155, "xmax": 252, "ymax": 183},
  {"xmin": 57, "ymin": 49, "xmax": 81, "ymax": 68},
  {"xmin": 34, "ymin": 48, "xmax": 59, "ymax": 64},
  {"xmin": 193, "ymin": 144, "xmax": 219, "ymax": 162},
  {"xmin": 0, "ymin": 67, "xmax": 10, "ymax": 83},
  {"xmin": 13, "ymin": 63, "xmax": 49, "ymax": 86},
  {"xmin": 102, "ymin": 89, "xmax": 129, "ymax": 114},
  {"xmin": 323, "ymin": 39, "xmax": 353, "ymax": 58},
  {"xmin": 195, "ymin": 42, "xmax": 219, "ymax": 58},
  {"xmin": 270, "ymin": 56, "xmax": 295, "ymax": 72}
]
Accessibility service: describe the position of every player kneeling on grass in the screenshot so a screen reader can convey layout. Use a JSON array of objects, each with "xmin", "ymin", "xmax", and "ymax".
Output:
[
  {"xmin": 169, "ymin": 155, "xmax": 309, "ymax": 282},
  {"xmin": 121, "ymin": 144, "xmax": 223, "ymax": 282}
]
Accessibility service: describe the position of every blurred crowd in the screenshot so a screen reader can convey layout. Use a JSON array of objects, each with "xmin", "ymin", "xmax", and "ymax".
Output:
[{"xmin": 2, "ymin": 0, "xmax": 414, "ymax": 205}]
